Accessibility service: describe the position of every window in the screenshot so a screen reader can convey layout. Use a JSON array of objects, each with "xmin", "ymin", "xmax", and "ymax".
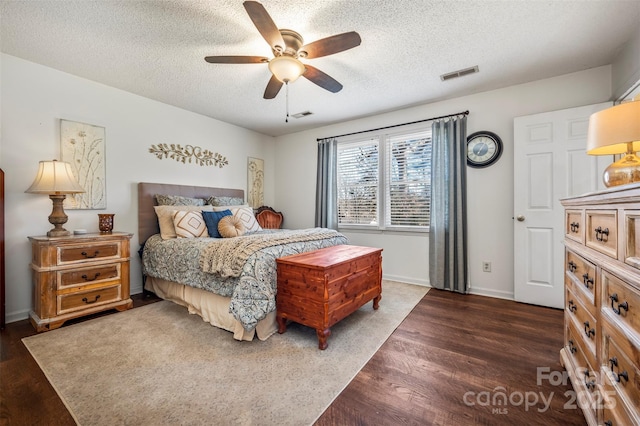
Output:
[{"xmin": 337, "ymin": 128, "xmax": 432, "ymax": 231}]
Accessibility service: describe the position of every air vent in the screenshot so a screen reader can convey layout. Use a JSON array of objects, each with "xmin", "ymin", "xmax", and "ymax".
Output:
[
  {"xmin": 291, "ymin": 111, "xmax": 313, "ymax": 119},
  {"xmin": 440, "ymin": 66, "xmax": 479, "ymax": 81}
]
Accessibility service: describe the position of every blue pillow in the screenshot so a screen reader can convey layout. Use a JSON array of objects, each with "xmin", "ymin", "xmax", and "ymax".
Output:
[{"xmin": 202, "ymin": 210, "xmax": 232, "ymax": 238}]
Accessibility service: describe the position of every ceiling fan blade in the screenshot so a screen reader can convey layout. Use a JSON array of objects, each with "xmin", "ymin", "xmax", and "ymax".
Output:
[
  {"xmin": 300, "ymin": 31, "xmax": 361, "ymax": 59},
  {"xmin": 303, "ymin": 65, "xmax": 343, "ymax": 93},
  {"xmin": 243, "ymin": 1, "xmax": 286, "ymax": 52},
  {"xmin": 205, "ymin": 55, "xmax": 268, "ymax": 64},
  {"xmin": 263, "ymin": 75, "xmax": 284, "ymax": 99}
]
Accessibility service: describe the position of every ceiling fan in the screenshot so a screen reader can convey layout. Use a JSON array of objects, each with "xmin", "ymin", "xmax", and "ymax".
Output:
[{"xmin": 204, "ymin": 1, "xmax": 361, "ymax": 100}]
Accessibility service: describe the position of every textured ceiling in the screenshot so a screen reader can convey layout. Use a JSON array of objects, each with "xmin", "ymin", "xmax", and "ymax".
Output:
[{"xmin": 2, "ymin": 0, "xmax": 640, "ymax": 137}]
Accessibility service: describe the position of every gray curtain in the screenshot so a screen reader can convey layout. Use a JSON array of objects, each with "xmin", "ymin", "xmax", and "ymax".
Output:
[
  {"xmin": 429, "ymin": 116, "xmax": 468, "ymax": 293},
  {"xmin": 315, "ymin": 137, "xmax": 338, "ymax": 229}
]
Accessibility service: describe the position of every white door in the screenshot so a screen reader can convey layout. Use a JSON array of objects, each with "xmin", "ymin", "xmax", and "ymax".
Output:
[{"xmin": 513, "ymin": 102, "xmax": 611, "ymax": 309}]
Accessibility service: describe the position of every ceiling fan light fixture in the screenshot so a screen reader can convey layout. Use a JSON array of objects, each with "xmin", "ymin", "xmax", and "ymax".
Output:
[{"xmin": 268, "ymin": 56, "xmax": 305, "ymax": 83}]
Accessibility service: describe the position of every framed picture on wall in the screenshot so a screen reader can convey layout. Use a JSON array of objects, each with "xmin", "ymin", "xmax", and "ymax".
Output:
[
  {"xmin": 247, "ymin": 157, "xmax": 264, "ymax": 208},
  {"xmin": 60, "ymin": 119, "xmax": 106, "ymax": 209}
]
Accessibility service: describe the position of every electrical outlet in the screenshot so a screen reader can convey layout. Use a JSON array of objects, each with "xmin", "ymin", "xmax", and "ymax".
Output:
[{"xmin": 482, "ymin": 261, "xmax": 491, "ymax": 272}]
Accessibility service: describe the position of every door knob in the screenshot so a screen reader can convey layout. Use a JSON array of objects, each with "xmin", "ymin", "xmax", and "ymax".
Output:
[{"xmin": 516, "ymin": 215, "xmax": 525, "ymax": 222}]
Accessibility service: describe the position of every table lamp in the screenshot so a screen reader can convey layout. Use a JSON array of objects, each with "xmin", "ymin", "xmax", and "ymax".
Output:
[
  {"xmin": 587, "ymin": 98, "xmax": 640, "ymax": 187},
  {"xmin": 25, "ymin": 160, "xmax": 85, "ymax": 237}
]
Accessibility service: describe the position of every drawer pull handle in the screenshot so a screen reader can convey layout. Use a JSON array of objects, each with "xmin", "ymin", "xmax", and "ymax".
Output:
[
  {"xmin": 568, "ymin": 261, "xmax": 577, "ymax": 272},
  {"xmin": 609, "ymin": 293, "xmax": 629, "ymax": 315},
  {"xmin": 80, "ymin": 250, "xmax": 100, "ymax": 259},
  {"xmin": 583, "ymin": 321, "xmax": 595, "ymax": 339},
  {"xmin": 568, "ymin": 300, "xmax": 577, "ymax": 313},
  {"xmin": 581, "ymin": 273, "xmax": 594, "ymax": 289},
  {"xmin": 81, "ymin": 272, "xmax": 101, "ymax": 282},
  {"xmin": 568, "ymin": 339, "xmax": 577, "ymax": 354},
  {"xmin": 595, "ymin": 226, "xmax": 609, "ymax": 242},
  {"xmin": 609, "ymin": 357, "xmax": 629, "ymax": 382},
  {"xmin": 604, "ymin": 421, "xmax": 612, "ymax": 426},
  {"xmin": 82, "ymin": 295, "xmax": 101, "ymax": 304},
  {"xmin": 570, "ymin": 222, "xmax": 580, "ymax": 233}
]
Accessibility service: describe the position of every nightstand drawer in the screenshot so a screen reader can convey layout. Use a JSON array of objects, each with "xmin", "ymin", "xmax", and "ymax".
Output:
[
  {"xmin": 58, "ymin": 264, "xmax": 121, "ymax": 289},
  {"xmin": 58, "ymin": 285, "xmax": 121, "ymax": 314},
  {"xmin": 58, "ymin": 242, "xmax": 121, "ymax": 265},
  {"xmin": 586, "ymin": 210, "xmax": 618, "ymax": 259}
]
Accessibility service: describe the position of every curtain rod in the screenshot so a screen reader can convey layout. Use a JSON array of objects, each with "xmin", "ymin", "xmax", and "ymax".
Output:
[{"xmin": 317, "ymin": 110, "xmax": 469, "ymax": 141}]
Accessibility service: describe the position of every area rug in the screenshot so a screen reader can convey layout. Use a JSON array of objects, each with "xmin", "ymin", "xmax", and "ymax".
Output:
[{"xmin": 23, "ymin": 280, "xmax": 428, "ymax": 426}]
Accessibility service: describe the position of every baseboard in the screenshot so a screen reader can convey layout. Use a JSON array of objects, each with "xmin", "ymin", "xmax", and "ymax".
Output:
[
  {"xmin": 6, "ymin": 308, "xmax": 30, "ymax": 324},
  {"xmin": 468, "ymin": 286, "xmax": 514, "ymax": 301},
  {"xmin": 383, "ymin": 274, "xmax": 430, "ymax": 287}
]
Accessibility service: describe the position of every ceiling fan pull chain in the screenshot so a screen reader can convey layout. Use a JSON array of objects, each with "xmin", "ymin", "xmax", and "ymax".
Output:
[{"xmin": 285, "ymin": 82, "xmax": 289, "ymax": 123}]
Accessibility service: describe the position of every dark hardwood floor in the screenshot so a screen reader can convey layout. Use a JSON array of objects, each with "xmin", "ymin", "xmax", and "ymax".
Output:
[{"xmin": 1, "ymin": 290, "xmax": 587, "ymax": 426}]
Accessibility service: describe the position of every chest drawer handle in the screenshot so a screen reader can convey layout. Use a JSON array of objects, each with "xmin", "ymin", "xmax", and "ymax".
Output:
[
  {"xmin": 595, "ymin": 226, "xmax": 610, "ymax": 242},
  {"xmin": 81, "ymin": 272, "xmax": 101, "ymax": 282},
  {"xmin": 570, "ymin": 222, "xmax": 580, "ymax": 233},
  {"xmin": 582, "ymin": 273, "xmax": 594, "ymax": 289},
  {"xmin": 82, "ymin": 295, "xmax": 101, "ymax": 304},
  {"xmin": 568, "ymin": 300, "xmax": 577, "ymax": 313},
  {"xmin": 567, "ymin": 261, "xmax": 577, "ymax": 272},
  {"xmin": 609, "ymin": 293, "xmax": 629, "ymax": 315},
  {"xmin": 568, "ymin": 339, "xmax": 577, "ymax": 354},
  {"xmin": 604, "ymin": 421, "xmax": 612, "ymax": 426},
  {"xmin": 583, "ymin": 321, "xmax": 595, "ymax": 339},
  {"xmin": 81, "ymin": 250, "xmax": 100, "ymax": 259}
]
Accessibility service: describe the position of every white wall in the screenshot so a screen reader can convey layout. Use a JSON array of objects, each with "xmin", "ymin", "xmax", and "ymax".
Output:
[
  {"xmin": 274, "ymin": 66, "xmax": 613, "ymax": 298},
  {"xmin": 0, "ymin": 54, "xmax": 275, "ymax": 323},
  {"xmin": 612, "ymin": 25, "xmax": 640, "ymax": 101}
]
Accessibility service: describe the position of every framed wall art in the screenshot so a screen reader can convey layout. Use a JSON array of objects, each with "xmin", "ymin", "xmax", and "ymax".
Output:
[
  {"xmin": 247, "ymin": 157, "xmax": 264, "ymax": 208},
  {"xmin": 60, "ymin": 119, "xmax": 106, "ymax": 209}
]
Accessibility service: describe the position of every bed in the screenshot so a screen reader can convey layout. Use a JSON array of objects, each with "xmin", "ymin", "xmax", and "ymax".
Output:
[{"xmin": 137, "ymin": 182, "xmax": 348, "ymax": 341}]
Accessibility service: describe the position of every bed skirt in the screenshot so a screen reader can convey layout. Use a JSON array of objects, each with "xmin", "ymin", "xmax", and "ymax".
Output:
[{"xmin": 145, "ymin": 276, "xmax": 278, "ymax": 341}]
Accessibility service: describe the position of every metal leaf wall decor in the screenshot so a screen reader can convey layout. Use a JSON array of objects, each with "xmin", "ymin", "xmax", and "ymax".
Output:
[{"xmin": 149, "ymin": 143, "xmax": 228, "ymax": 168}]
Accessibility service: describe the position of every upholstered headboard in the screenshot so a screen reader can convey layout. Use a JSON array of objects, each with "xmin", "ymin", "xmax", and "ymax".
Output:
[{"xmin": 137, "ymin": 182, "xmax": 244, "ymax": 245}]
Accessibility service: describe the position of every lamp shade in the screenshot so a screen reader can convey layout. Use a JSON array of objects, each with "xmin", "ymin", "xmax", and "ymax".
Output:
[
  {"xmin": 587, "ymin": 100, "xmax": 640, "ymax": 155},
  {"xmin": 25, "ymin": 160, "xmax": 85, "ymax": 194},
  {"xmin": 268, "ymin": 56, "xmax": 305, "ymax": 83}
]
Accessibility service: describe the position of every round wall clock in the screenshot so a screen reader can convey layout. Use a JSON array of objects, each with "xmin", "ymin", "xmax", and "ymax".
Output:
[{"xmin": 466, "ymin": 131, "xmax": 503, "ymax": 168}]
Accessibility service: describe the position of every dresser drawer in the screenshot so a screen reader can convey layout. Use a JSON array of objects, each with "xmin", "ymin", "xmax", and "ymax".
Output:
[
  {"xmin": 565, "ymin": 320, "xmax": 600, "ymax": 412},
  {"xmin": 566, "ymin": 288, "xmax": 598, "ymax": 367},
  {"xmin": 601, "ymin": 269, "xmax": 640, "ymax": 343},
  {"xmin": 601, "ymin": 322, "xmax": 640, "ymax": 412},
  {"xmin": 566, "ymin": 249, "xmax": 597, "ymax": 308},
  {"xmin": 58, "ymin": 264, "xmax": 121, "ymax": 289},
  {"xmin": 566, "ymin": 209, "xmax": 584, "ymax": 243},
  {"xmin": 586, "ymin": 210, "xmax": 618, "ymax": 259},
  {"xmin": 57, "ymin": 285, "xmax": 121, "ymax": 315},
  {"xmin": 624, "ymin": 210, "xmax": 640, "ymax": 271},
  {"xmin": 58, "ymin": 242, "xmax": 121, "ymax": 266},
  {"xmin": 600, "ymin": 370, "xmax": 639, "ymax": 426}
]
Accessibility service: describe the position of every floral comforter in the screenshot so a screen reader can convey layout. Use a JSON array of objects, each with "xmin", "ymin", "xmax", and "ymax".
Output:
[{"xmin": 141, "ymin": 229, "xmax": 348, "ymax": 330}]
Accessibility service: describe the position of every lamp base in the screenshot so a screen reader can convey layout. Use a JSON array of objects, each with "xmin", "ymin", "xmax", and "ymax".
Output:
[
  {"xmin": 603, "ymin": 153, "xmax": 640, "ymax": 187},
  {"xmin": 46, "ymin": 194, "xmax": 71, "ymax": 237}
]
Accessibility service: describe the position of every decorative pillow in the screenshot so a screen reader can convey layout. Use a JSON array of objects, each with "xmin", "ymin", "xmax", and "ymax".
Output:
[
  {"xmin": 172, "ymin": 210, "xmax": 208, "ymax": 238},
  {"xmin": 212, "ymin": 205, "xmax": 262, "ymax": 233},
  {"xmin": 154, "ymin": 205, "xmax": 213, "ymax": 239},
  {"xmin": 218, "ymin": 215, "xmax": 245, "ymax": 238},
  {"xmin": 206, "ymin": 195, "xmax": 244, "ymax": 207},
  {"xmin": 155, "ymin": 194, "xmax": 205, "ymax": 206},
  {"xmin": 202, "ymin": 210, "xmax": 233, "ymax": 238}
]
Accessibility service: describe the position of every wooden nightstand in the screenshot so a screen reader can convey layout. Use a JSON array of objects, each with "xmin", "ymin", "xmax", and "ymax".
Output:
[{"xmin": 28, "ymin": 232, "xmax": 133, "ymax": 332}]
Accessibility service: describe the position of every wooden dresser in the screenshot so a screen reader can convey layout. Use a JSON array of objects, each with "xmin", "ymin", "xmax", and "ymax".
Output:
[
  {"xmin": 276, "ymin": 245, "xmax": 382, "ymax": 350},
  {"xmin": 29, "ymin": 232, "xmax": 133, "ymax": 332},
  {"xmin": 561, "ymin": 185, "xmax": 640, "ymax": 425}
]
